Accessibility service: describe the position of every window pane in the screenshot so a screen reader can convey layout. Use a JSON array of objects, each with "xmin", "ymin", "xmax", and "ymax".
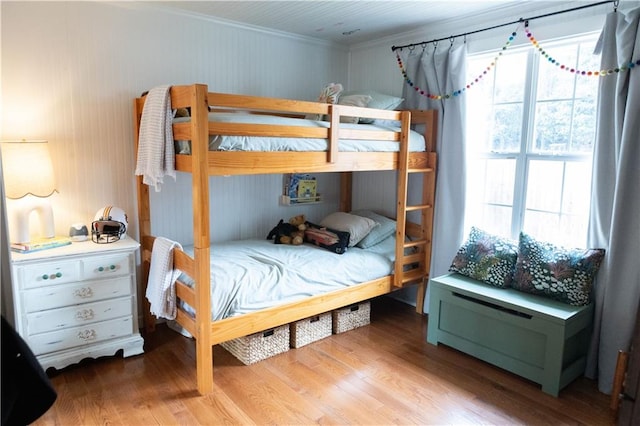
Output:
[
  {"xmin": 533, "ymin": 101, "xmax": 572, "ymax": 152},
  {"xmin": 523, "ymin": 210, "xmax": 561, "ymax": 244},
  {"xmin": 467, "ymin": 57, "xmax": 494, "ymax": 101},
  {"xmin": 533, "ymin": 38, "xmax": 599, "ymax": 155},
  {"xmin": 523, "ymin": 159, "xmax": 591, "ymax": 247},
  {"xmin": 524, "ymin": 210, "xmax": 587, "ymax": 248},
  {"xmin": 537, "ymin": 45, "xmax": 578, "ymax": 100},
  {"xmin": 466, "ymin": 98, "xmax": 493, "ymax": 152},
  {"xmin": 494, "ymin": 52, "xmax": 527, "ymax": 103},
  {"xmin": 526, "ymin": 160, "xmax": 562, "ymax": 211},
  {"xmin": 492, "ymin": 104, "xmax": 523, "ymax": 152},
  {"xmin": 562, "ymin": 161, "xmax": 592, "ymax": 214},
  {"xmin": 559, "ymin": 213, "xmax": 588, "ymax": 248},
  {"xmin": 575, "ymin": 41, "xmax": 600, "ymax": 99},
  {"xmin": 483, "ymin": 158, "xmax": 515, "ymax": 205},
  {"xmin": 571, "ymin": 99, "xmax": 597, "ymax": 152},
  {"xmin": 479, "ymin": 205, "xmax": 513, "ymax": 237},
  {"xmin": 464, "ymin": 158, "xmax": 515, "ymax": 235}
]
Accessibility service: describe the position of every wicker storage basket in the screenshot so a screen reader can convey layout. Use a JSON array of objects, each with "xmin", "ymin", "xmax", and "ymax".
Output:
[
  {"xmin": 332, "ymin": 301, "xmax": 371, "ymax": 334},
  {"xmin": 290, "ymin": 312, "xmax": 332, "ymax": 348},
  {"xmin": 220, "ymin": 325, "xmax": 289, "ymax": 365}
]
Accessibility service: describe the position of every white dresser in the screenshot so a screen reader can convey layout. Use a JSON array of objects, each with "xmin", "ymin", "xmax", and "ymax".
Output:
[{"xmin": 9, "ymin": 238, "xmax": 144, "ymax": 370}]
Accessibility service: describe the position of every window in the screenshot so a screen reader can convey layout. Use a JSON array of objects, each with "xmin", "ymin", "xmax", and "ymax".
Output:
[{"xmin": 465, "ymin": 33, "xmax": 600, "ymax": 248}]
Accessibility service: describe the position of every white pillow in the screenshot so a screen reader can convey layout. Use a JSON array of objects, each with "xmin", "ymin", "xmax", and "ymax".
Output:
[
  {"xmin": 320, "ymin": 212, "xmax": 378, "ymax": 247},
  {"xmin": 341, "ymin": 90, "xmax": 404, "ymax": 110},
  {"xmin": 337, "ymin": 94, "xmax": 372, "ymax": 124},
  {"xmin": 340, "ymin": 90, "xmax": 404, "ymax": 124}
]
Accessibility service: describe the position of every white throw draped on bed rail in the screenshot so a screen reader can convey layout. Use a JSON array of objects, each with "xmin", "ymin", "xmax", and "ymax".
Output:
[
  {"xmin": 135, "ymin": 85, "xmax": 176, "ymax": 192},
  {"xmin": 146, "ymin": 237, "xmax": 183, "ymax": 320}
]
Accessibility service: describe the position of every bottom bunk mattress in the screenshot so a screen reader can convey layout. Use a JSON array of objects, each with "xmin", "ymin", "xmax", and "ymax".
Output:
[{"xmin": 180, "ymin": 236, "xmax": 397, "ymax": 321}]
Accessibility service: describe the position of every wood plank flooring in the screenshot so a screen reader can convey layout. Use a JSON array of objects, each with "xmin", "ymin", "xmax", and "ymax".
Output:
[{"xmin": 34, "ymin": 297, "xmax": 613, "ymax": 425}]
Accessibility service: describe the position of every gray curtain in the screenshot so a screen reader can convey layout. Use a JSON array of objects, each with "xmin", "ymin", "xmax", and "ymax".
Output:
[
  {"xmin": 586, "ymin": 7, "xmax": 640, "ymax": 394},
  {"xmin": 400, "ymin": 41, "xmax": 467, "ymax": 312}
]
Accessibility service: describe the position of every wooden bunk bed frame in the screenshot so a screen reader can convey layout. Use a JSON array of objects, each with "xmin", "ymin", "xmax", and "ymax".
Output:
[{"xmin": 133, "ymin": 84, "xmax": 437, "ymax": 394}]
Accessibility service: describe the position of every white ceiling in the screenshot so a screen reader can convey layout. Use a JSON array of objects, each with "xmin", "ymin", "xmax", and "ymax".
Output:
[{"xmin": 148, "ymin": 1, "xmax": 586, "ymax": 45}]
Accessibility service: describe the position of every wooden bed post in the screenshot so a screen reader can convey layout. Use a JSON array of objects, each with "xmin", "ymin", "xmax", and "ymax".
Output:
[
  {"xmin": 339, "ymin": 172, "xmax": 352, "ymax": 212},
  {"xmin": 189, "ymin": 84, "xmax": 214, "ymax": 394}
]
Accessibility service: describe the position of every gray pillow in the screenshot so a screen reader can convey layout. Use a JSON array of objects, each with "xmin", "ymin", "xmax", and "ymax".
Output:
[
  {"xmin": 351, "ymin": 210, "xmax": 396, "ymax": 249},
  {"xmin": 319, "ymin": 212, "xmax": 378, "ymax": 247}
]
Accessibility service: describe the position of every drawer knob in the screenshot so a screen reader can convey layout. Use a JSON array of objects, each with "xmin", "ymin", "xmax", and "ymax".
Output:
[
  {"xmin": 77, "ymin": 329, "xmax": 97, "ymax": 341},
  {"xmin": 73, "ymin": 287, "xmax": 94, "ymax": 299},
  {"xmin": 42, "ymin": 272, "xmax": 62, "ymax": 280},
  {"xmin": 98, "ymin": 265, "xmax": 117, "ymax": 272},
  {"xmin": 75, "ymin": 309, "xmax": 95, "ymax": 321}
]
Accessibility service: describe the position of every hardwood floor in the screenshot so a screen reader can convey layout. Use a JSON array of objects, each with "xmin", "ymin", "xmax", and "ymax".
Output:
[{"xmin": 35, "ymin": 297, "xmax": 613, "ymax": 425}]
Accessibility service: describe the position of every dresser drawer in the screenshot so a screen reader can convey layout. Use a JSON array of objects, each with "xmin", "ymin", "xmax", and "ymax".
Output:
[
  {"xmin": 26, "ymin": 297, "xmax": 133, "ymax": 335},
  {"xmin": 28, "ymin": 316, "xmax": 134, "ymax": 355},
  {"xmin": 18, "ymin": 260, "xmax": 81, "ymax": 289},
  {"xmin": 23, "ymin": 276, "xmax": 133, "ymax": 312},
  {"xmin": 82, "ymin": 253, "xmax": 132, "ymax": 280}
]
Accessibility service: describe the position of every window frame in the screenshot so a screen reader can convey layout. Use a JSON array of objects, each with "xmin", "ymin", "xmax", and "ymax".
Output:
[{"xmin": 465, "ymin": 32, "xmax": 599, "ymax": 246}]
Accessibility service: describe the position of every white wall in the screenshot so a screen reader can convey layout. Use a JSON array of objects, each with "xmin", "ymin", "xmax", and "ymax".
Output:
[{"xmin": 0, "ymin": 1, "xmax": 349, "ymax": 244}]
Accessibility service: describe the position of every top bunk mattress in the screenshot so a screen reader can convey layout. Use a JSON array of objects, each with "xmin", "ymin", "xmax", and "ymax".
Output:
[
  {"xmin": 181, "ymin": 236, "xmax": 398, "ymax": 321},
  {"xmin": 175, "ymin": 113, "xmax": 426, "ymax": 153}
]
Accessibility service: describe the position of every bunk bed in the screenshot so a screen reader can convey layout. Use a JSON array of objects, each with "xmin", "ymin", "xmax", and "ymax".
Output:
[{"xmin": 133, "ymin": 84, "xmax": 438, "ymax": 394}]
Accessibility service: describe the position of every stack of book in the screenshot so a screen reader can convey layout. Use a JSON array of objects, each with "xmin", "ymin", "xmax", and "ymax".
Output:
[{"xmin": 11, "ymin": 236, "xmax": 72, "ymax": 254}]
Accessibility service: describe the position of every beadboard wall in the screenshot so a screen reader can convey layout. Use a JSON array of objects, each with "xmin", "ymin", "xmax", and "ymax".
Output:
[{"xmin": 0, "ymin": 1, "xmax": 349, "ymax": 244}]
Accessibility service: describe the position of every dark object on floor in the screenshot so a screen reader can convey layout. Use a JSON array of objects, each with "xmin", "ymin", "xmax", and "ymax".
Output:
[{"xmin": 1, "ymin": 315, "xmax": 57, "ymax": 426}]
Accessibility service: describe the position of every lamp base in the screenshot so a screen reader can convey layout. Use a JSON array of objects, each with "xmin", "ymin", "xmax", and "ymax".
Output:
[{"xmin": 6, "ymin": 196, "xmax": 55, "ymax": 244}]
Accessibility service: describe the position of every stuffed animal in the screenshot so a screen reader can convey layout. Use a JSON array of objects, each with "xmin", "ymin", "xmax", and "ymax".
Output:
[{"xmin": 267, "ymin": 215, "xmax": 307, "ymax": 245}]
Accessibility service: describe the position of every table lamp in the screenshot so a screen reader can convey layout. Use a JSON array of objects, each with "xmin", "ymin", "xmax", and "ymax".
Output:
[{"xmin": 1, "ymin": 140, "xmax": 57, "ymax": 244}]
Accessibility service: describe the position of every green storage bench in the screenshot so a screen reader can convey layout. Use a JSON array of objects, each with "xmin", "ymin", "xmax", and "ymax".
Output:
[{"xmin": 427, "ymin": 273, "xmax": 594, "ymax": 396}]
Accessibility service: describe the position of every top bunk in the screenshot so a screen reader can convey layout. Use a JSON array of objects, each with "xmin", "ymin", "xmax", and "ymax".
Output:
[{"xmin": 133, "ymin": 84, "xmax": 437, "ymax": 176}]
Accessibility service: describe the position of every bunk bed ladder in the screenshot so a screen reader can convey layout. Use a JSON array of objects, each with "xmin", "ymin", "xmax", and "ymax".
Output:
[{"xmin": 394, "ymin": 110, "xmax": 437, "ymax": 314}]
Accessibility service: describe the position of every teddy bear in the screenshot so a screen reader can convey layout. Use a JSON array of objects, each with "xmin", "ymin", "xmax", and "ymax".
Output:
[{"xmin": 266, "ymin": 215, "xmax": 308, "ymax": 245}]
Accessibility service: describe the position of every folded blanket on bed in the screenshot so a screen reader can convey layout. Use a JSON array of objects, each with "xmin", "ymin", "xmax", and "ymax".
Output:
[
  {"xmin": 146, "ymin": 237, "xmax": 183, "ymax": 320},
  {"xmin": 135, "ymin": 85, "xmax": 175, "ymax": 192}
]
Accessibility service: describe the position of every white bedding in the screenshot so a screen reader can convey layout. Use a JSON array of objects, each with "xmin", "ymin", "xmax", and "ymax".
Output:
[
  {"xmin": 175, "ymin": 113, "xmax": 425, "ymax": 153},
  {"xmin": 180, "ymin": 237, "xmax": 398, "ymax": 321}
]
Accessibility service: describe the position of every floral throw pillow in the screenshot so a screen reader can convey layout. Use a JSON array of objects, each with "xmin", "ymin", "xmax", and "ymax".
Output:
[
  {"xmin": 449, "ymin": 227, "xmax": 518, "ymax": 288},
  {"xmin": 513, "ymin": 232, "xmax": 605, "ymax": 306}
]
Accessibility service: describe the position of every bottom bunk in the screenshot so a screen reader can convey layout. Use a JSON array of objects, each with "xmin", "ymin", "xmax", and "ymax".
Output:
[{"xmin": 140, "ymin": 224, "xmax": 418, "ymax": 393}]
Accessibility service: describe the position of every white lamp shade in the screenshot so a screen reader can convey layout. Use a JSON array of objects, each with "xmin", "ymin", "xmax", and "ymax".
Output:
[{"xmin": 1, "ymin": 140, "xmax": 57, "ymax": 199}]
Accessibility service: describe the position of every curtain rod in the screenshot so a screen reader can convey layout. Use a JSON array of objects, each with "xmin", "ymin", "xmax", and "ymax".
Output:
[{"xmin": 390, "ymin": 0, "xmax": 617, "ymax": 51}]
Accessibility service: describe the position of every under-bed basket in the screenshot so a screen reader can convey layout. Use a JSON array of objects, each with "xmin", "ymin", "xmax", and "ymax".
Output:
[
  {"xmin": 332, "ymin": 301, "xmax": 371, "ymax": 334},
  {"xmin": 290, "ymin": 312, "xmax": 332, "ymax": 348},
  {"xmin": 220, "ymin": 325, "xmax": 290, "ymax": 365}
]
